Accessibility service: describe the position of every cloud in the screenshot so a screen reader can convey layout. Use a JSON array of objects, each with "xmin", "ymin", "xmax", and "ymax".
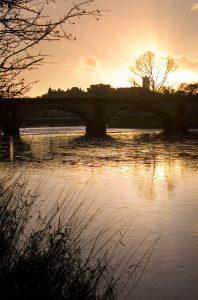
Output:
[
  {"xmin": 191, "ymin": 2, "xmax": 198, "ymax": 11},
  {"xmin": 174, "ymin": 55, "xmax": 198, "ymax": 71},
  {"xmin": 80, "ymin": 57, "xmax": 100, "ymax": 70}
]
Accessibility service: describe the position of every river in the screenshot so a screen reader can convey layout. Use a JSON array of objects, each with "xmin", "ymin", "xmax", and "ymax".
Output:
[{"xmin": 0, "ymin": 127, "xmax": 198, "ymax": 300}]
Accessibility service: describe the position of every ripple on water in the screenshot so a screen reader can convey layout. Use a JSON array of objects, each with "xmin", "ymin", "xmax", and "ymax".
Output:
[{"xmin": 1, "ymin": 128, "xmax": 198, "ymax": 299}]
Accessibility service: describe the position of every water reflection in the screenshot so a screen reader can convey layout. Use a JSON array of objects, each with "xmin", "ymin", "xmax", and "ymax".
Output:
[
  {"xmin": 1, "ymin": 129, "xmax": 198, "ymax": 202},
  {"xmin": 1, "ymin": 129, "xmax": 198, "ymax": 299},
  {"xmin": 0, "ymin": 135, "xmax": 32, "ymax": 162},
  {"xmin": 1, "ymin": 130, "xmax": 198, "ymax": 166}
]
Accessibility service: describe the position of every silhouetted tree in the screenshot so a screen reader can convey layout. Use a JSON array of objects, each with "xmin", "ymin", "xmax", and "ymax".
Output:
[
  {"xmin": 160, "ymin": 86, "xmax": 176, "ymax": 95},
  {"xmin": 0, "ymin": 0, "xmax": 102, "ymax": 98},
  {"xmin": 177, "ymin": 82, "xmax": 198, "ymax": 96},
  {"xmin": 129, "ymin": 51, "xmax": 177, "ymax": 92}
]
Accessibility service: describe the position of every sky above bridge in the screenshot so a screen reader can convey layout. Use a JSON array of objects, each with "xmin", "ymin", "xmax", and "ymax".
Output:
[{"xmin": 26, "ymin": 0, "xmax": 198, "ymax": 97}]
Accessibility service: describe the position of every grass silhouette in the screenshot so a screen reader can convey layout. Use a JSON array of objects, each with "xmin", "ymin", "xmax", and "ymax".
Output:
[{"xmin": 0, "ymin": 172, "xmax": 159, "ymax": 300}]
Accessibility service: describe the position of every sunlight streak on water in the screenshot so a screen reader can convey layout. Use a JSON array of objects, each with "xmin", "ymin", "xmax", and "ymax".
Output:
[{"xmin": 1, "ymin": 128, "xmax": 198, "ymax": 299}]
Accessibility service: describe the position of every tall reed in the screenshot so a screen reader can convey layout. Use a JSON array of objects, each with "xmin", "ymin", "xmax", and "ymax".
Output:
[{"xmin": 0, "ymin": 172, "xmax": 158, "ymax": 300}]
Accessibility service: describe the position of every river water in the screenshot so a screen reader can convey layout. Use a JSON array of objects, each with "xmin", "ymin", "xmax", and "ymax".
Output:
[{"xmin": 0, "ymin": 127, "xmax": 198, "ymax": 299}]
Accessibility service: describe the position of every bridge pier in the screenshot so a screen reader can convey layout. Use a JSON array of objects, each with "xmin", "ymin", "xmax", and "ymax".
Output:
[
  {"xmin": 86, "ymin": 119, "xmax": 106, "ymax": 137},
  {"xmin": 2, "ymin": 122, "xmax": 20, "ymax": 136},
  {"xmin": 163, "ymin": 116, "xmax": 188, "ymax": 134}
]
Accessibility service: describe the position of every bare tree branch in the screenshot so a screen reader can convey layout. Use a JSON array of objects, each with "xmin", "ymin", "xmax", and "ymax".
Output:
[
  {"xmin": 0, "ymin": 0, "xmax": 103, "ymax": 98},
  {"xmin": 129, "ymin": 51, "xmax": 177, "ymax": 92}
]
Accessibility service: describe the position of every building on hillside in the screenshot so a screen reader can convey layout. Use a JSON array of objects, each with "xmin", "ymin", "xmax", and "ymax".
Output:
[{"xmin": 87, "ymin": 84, "xmax": 116, "ymax": 97}]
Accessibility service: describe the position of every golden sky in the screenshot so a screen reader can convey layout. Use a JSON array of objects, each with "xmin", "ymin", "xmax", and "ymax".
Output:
[{"xmin": 26, "ymin": 0, "xmax": 198, "ymax": 97}]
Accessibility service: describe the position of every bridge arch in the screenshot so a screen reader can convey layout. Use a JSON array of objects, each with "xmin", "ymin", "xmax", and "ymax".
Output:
[
  {"xmin": 19, "ymin": 106, "xmax": 87, "ymax": 134},
  {"xmin": 0, "ymin": 96, "xmax": 190, "ymax": 136},
  {"xmin": 105, "ymin": 106, "xmax": 172, "ymax": 132}
]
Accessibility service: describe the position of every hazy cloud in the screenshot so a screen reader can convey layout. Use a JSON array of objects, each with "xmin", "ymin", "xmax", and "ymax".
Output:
[
  {"xmin": 174, "ymin": 55, "xmax": 198, "ymax": 71},
  {"xmin": 80, "ymin": 57, "xmax": 100, "ymax": 70},
  {"xmin": 191, "ymin": 2, "xmax": 198, "ymax": 11},
  {"xmin": 64, "ymin": 62, "xmax": 72, "ymax": 67}
]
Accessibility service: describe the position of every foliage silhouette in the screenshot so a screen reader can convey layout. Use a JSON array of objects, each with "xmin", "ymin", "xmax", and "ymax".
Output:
[{"xmin": 0, "ymin": 172, "xmax": 159, "ymax": 299}]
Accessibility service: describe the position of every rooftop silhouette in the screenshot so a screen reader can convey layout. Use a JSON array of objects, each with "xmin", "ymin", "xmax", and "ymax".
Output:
[{"xmin": 41, "ymin": 82, "xmax": 151, "ymax": 99}]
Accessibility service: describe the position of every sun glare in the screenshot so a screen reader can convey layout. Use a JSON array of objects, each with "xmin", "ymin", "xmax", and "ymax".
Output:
[
  {"xmin": 169, "ymin": 70, "xmax": 198, "ymax": 86},
  {"xmin": 131, "ymin": 43, "xmax": 168, "ymax": 58},
  {"xmin": 155, "ymin": 165, "xmax": 166, "ymax": 180},
  {"xmin": 105, "ymin": 68, "xmax": 131, "ymax": 88}
]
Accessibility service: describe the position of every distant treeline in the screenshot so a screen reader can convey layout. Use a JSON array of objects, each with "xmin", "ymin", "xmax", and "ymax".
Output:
[{"xmin": 40, "ymin": 82, "xmax": 198, "ymax": 99}]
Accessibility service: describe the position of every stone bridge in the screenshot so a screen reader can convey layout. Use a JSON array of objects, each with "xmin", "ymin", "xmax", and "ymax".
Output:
[{"xmin": 0, "ymin": 94, "xmax": 197, "ymax": 137}]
